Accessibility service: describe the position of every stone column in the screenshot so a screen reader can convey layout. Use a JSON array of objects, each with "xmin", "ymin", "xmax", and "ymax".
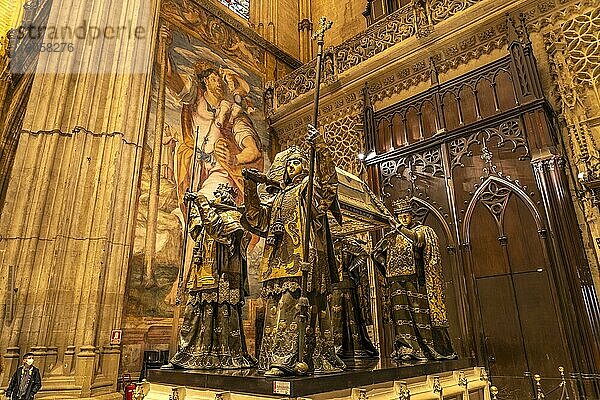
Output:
[
  {"xmin": 531, "ymin": 155, "xmax": 600, "ymax": 397},
  {"xmin": 297, "ymin": 0, "xmax": 313, "ymax": 63},
  {"xmin": 0, "ymin": 0, "xmax": 159, "ymax": 397},
  {"xmin": 142, "ymin": 23, "xmax": 169, "ymax": 289},
  {"xmin": 0, "ymin": 30, "xmax": 36, "ymax": 217}
]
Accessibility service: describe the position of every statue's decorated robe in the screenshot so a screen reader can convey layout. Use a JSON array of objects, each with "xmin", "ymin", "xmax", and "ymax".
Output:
[
  {"xmin": 243, "ymin": 147, "xmax": 345, "ymax": 375},
  {"xmin": 170, "ymin": 200, "xmax": 255, "ymax": 369},
  {"xmin": 373, "ymin": 224, "xmax": 456, "ymax": 361},
  {"xmin": 331, "ymin": 239, "xmax": 379, "ymax": 359}
]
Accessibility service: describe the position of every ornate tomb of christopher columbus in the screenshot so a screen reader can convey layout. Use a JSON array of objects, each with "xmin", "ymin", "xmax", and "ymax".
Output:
[{"xmin": 0, "ymin": 0, "xmax": 599, "ymax": 398}]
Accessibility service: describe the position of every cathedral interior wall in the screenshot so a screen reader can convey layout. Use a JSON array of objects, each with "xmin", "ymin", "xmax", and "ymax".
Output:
[{"xmin": 0, "ymin": 0, "xmax": 598, "ymax": 397}]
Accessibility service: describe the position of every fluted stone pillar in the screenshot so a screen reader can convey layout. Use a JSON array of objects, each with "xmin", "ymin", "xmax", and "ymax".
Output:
[
  {"xmin": 0, "ymin": 0, "xmax": 159, "ymax": 396},
  {"xmin": 298, "ymin": 0, "xmax": 313, "ymax": 63}
]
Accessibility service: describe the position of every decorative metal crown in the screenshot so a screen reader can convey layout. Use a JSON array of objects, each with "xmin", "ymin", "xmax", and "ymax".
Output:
[
  {"xmin": 284, "ymin": 146, "xmax": 308, "ymax": 164},
  {"xmin": 266, "ymin": 146, "xmax": 309, "ymax": 184},
  {"xmin": 392, "ymin": 197, "xmax": 413, "ymax": 214}
]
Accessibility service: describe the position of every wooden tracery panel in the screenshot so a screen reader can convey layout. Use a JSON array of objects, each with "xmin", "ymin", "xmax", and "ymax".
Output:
[
  {"xmin": 367, "ymin": 44, "xmax": 598, "ymax": 398},
  {"xmin": 375, "ymin": 118, "xmax": 390, "ymax": 154},
  {"xmin": 503, "ymin": 196, "xmax": 545, "ymax": 273},
  {"xmin": 377, "ymin": 111, "xmax": 572, "ymax": 395},
  {"xmin": 406, "ymin": 107, "xmax": 421, "ymax": 144},
  {"xmin": 360, "ymin": 10, "xmax": 600, "ymax": 393},
  {"xmin": 470, "ymin": 203, "xmax": 508, "ymax": 277},
  {"xmin": 421, "ymin": 101, "xmax": 438, "ymax": 138},
  {"xmin": 495, "ymin": 70, "xmax": 517, "ymax": 110},
  {"xmin": 476, "ymin": 78, "xmax": 497, "ymax": 119},
  {"xmin": 443, "ymin": 92, "xmax": 461, "ymax": 130},
  {"xmin": 459, "ymin": 85, "xmax": 478, "ymax": 124},
  {"xmin": 391, "ymin": 113, "xmax": 405, "ymax": 148},
  {"xmin": 466, "ymin": 186, "xmax": 568, "ymax": 400},
  {"xmin": 373, "ymin": 58, "xmax": 524, "ymax": 154}
]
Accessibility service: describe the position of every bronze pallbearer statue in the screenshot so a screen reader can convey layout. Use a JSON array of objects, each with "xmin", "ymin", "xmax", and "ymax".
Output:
[
  {"xmin": 372, "ymin": 197, "xmax": 457, "ymax": 362},
  {"xmin": 168, "ymin": 183, "xmax": 256, "ymax": 369},
  {"xmin": 331, "ymin": 238, "xmax": 379, "ymax": 360},
  {"xmin": 242, "ymin": 126, "xmax": 345, "ymax": 377}
]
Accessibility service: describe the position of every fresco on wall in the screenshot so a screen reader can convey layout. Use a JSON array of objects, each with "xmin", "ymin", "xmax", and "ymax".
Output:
[{"xmin": 121, "ymin": 20, "xmax": 270, "ymax": 375}]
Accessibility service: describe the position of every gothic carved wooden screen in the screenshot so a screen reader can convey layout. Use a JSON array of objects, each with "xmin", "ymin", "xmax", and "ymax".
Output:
[{"xmin": 365, "ymin": 22, "xmax": 600, "ymax": 399}]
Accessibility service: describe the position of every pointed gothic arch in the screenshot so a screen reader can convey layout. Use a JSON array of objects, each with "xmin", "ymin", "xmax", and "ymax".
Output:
[
  {"xmin": 461, "ymin": 175, "xmax": 544, "ymax": 245},
  {"xmin": 412, "ymin": 196, "xmax": 455, "ymax": 248}
]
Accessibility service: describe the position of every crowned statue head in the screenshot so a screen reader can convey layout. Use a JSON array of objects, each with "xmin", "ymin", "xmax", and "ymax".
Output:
[
  {"xmin": 264, "ymin": 146, "xmax": 309, "ymax": 189},
  {"xmin": 284, "ymin": 146, "xmax": 309, "ymax": 185},
  {"xmin": 213, "ymin": 183, "xmax": 237, "ymax": 206},
  {"xmin": 392, "ymin": 197, "xmax": 415, "ymax": 227}
]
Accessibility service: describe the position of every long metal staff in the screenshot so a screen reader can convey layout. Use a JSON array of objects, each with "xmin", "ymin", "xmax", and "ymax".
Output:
[
  {"xmin": 169, "ymin": 125, "xmax": 201, "ymax": 355},
  {"xmin": 297, "ymin": 16, "xmax": 333, "ymax": 369},
  {"xmin": 177, "ymin": 125, "xmax": 202, "ymax": 302}
]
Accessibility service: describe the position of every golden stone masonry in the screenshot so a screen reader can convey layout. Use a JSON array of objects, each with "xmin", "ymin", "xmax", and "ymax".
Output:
[{"xmin": 0, "ymin": 0, "xmax": 598, "ymax": 398}]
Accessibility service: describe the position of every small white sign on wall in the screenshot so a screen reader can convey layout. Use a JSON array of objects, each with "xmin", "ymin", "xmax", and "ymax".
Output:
[{"xmin": 110, "ymin": 329, "xmax": 122, "ymax": 345}]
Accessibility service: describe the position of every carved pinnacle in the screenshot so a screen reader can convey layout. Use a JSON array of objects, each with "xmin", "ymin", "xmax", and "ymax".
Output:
[{"xmin": 312, "ymin": 16, "xmax": 333, "ymax": 42}]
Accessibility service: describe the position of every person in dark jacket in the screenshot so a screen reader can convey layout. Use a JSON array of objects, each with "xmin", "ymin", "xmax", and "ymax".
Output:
[{"xmin": 5, "ymin": 353, "xmax": 41, "ymax": 400}]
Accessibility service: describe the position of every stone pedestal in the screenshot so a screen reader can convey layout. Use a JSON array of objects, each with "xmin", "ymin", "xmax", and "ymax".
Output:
[
  {"xmin": 147, "ymin": 363, "xmax": 490, "ymax": 400},
  {"xmin": 0, "ymin": 347, "xmax": 21, "ymax": 387},
  {"xmin": 75, "ymin": 346, "xmax": 97, "ymax": 398}
]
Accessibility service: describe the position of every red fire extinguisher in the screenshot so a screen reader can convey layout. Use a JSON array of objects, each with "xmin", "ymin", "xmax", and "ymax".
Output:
[{"xmin": 122, "ymin": 374, "xmax": 136, "ymax": 400}]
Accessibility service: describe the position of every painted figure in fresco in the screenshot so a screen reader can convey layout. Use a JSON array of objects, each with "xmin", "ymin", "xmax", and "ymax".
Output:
[
  {"xmin": 160, "ymin": 27, "xmax": 265, "ymax": 305},
  {"xmin": 161, "ymin": 26, "xmax": 263, "ymax": 205},
  {"xmin": 220, "ymin": 67, "xmax": 253, "ymax": 113},
  {"xmin": 331, "ymin": 237, "xmax": 379, "ymax": 360},
  {"xmin": 372, "ymin": 197, "xmax": 457, "ymax": 362},
  {"xmin": 241, "ymin": 126, "xmax": 345, "ymax": 377},
  {"xmin": 167, "ymin": 183, "xmax": 256, "ymax": 369}
]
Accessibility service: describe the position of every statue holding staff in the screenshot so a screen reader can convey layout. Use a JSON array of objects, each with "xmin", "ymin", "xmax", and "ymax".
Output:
[
  {"xmin": 241, "ymin": 16, "xmax": 341, "ymax": 377},
  {"xmin": 167, "ymin": 183, "xmax": 256, "ymax": 369},
  {"xmin": 241, "ymin": 125, "xmax": 345, "ymax": 376}
]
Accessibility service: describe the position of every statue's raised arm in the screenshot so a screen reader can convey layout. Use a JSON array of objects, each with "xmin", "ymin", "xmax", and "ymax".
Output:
[{"xmin": 241, "ymin": 168, "xmax": 273, "ymax": 237}]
